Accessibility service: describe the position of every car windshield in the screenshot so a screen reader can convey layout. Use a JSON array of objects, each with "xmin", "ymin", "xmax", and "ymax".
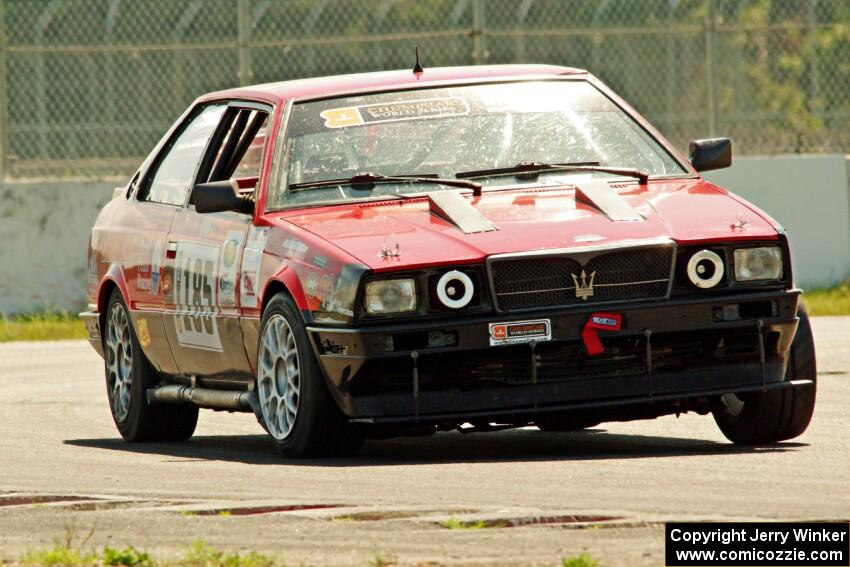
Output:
[{"xmin": 274, "ymin": 80, "xmax": 686, "ymax": 208}]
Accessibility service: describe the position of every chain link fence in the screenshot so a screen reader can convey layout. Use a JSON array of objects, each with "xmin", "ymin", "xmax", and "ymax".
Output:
[{"xmin": 2, "ymin": 0, "xmax": 849, "ymax": 180}]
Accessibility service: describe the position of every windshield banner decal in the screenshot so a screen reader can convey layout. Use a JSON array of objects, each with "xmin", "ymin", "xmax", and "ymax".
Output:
[{"xmin": 320, "ymin": 97, "xmax": 470, "ymax": 129}]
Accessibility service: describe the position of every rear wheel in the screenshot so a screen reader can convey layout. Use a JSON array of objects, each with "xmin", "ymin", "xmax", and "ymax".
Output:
[
  {"xmin": 104, "ymin": 290, "xmax": 198, "ymax": 442},
  {"xmin": 256, "ymin": 292, "xmax": 362, "ymax": 458},
  {"xmin": 712, "ymin": 304, "xmax": 816, "ymax": 444}
]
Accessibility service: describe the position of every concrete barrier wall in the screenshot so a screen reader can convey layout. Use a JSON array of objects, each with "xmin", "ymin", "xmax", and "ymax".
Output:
[
  {"xmin": 0, "ymin": 155, "xmax": 847, "ymax": 315},
  {"xmin": 705, "ymin": 154, "xmax": 850, "ymax": 290},
  {"xmin": 0, "ymin": 181, "xmax": 116, "ymax": 315}
]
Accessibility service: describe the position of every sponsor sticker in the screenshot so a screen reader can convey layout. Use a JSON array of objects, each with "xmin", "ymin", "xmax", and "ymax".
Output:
[
  {"xmin": 305, "ymin": 271, "xmax": 319, "ymax": 297},
  {"xmin": 591, "ymin": 315, "xmax": 619, "ymax": 328},
  {"xmin": 136, "ymin": 318, "xmax": 151, "ymax": 348},
  {"xmin": 151, "ymin": 240, "xmax": 162, "ymax": 295},
  {"xmin": 281, "ymin": 238, "xmax": 309, "ymax": 260},
  {"xmin": 218, "ymin": 230, "xmax": 245, "ymax": 307},
  {"xmin": 320, "ymin": 97, "xmax": 470, "ymax": 129},
  {"xmin": 489, "ymin": 319, "xmax": 552, "ymax": 346},
  {"xmin": 240, "ymin": 226, "xmax": 270, "ymax": 308}
]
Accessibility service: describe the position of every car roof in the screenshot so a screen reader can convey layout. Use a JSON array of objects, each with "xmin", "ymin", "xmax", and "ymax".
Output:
[{"xmin": 199, "ymin": 64, "xmax": 587, "ymax": 105}]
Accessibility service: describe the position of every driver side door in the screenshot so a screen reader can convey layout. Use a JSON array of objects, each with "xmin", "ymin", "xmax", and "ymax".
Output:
[{"xmin": 161, "ymin": 100, "xmax": 272, "ymax": 381}]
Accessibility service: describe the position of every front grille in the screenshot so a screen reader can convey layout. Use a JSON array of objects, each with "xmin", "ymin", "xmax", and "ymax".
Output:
[{"xmin": 490, "ymin": 245, "xmax": 673, "ymax": 311}]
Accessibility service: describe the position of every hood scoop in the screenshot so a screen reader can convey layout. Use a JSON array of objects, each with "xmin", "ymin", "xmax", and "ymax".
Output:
[
  {"xmin": 429, "ymin": 191, "xmax": 498, "ymax": 234},
  {"xmin": 576, "ymin": 181, "xmax": 644, "ymax": 222}
]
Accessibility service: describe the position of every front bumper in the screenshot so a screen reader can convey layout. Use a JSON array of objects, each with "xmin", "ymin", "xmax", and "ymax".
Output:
[
  {"xmin": 79, "ymin": 310, "xmax": 103, "ymax": 357},
  {"xmin": 308, "ymin": 290, "xmax": 803, "ymax": 423}
]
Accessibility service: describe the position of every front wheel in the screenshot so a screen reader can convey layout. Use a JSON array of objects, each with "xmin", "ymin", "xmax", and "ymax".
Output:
[
  {"xmin": 712, "ymin": 304, "xmax": 817, "ymax": 444},
  {"xmin": 255, "ymin": 293, "xmax": 362, "ymax": 458}
]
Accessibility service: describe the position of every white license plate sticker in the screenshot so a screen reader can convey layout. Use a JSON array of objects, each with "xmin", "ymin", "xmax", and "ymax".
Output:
[{"xmin": 489, "ymin": 319, "xmax": 552, "ymax": 346}]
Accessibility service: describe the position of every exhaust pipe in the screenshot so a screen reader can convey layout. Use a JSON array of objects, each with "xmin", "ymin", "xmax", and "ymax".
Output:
[{"xmin": 147, "ymin": 384, "xmax": 256, "ymax": 412}]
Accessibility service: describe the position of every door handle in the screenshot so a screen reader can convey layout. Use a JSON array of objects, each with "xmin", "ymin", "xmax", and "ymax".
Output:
[{"xmin": 166, "ymin": 241, "xmax": 178, "ymax": 259}]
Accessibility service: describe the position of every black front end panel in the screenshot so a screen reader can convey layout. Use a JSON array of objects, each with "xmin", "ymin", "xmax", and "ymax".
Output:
[{"xmin": 307, "ymin": 290, "xmax": 802, "ymax": 423}]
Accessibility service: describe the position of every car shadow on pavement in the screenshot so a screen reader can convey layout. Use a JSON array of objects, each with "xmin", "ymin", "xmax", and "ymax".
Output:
[{"xmin": 65, "ymin": 428, "xmax": 806, "ymax": 466}]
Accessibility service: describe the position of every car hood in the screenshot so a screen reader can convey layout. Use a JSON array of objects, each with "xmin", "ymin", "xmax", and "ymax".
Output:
[{"xmin": 277, "ymin": 179, "xmax": 779, "ymax": 271}]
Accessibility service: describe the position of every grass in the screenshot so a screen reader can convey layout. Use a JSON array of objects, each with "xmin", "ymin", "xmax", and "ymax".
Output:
[
  {"xmin": 561, "ymin": 554, "xmax": 600, "ymax": 567},
  {"xmin": 0, "ymin": 311, "xmax": 87, "ymax": 342},
  {"xmin": 803, "ymin": 283, "xmax": 850, "ymax": 316},
  {"xmin": 102, "ymin": 547, "xmax": 153, "ymax": 567},
  {"xmin": 367, "ymin": 553, "xmax": 397, "ymax": 567},
  {"xmin": 21, "ymin": 523, "xmax": 98, "ymax": 566},
  {"xmin": 20, "ymin": 540, "xmax": 279, "ymax": 567},
  {"xmin": 179, "ymin": 541, "xmax": 276, "ymax": 567},
  {"xmin": 438, "ymin": 517, "xmax": 488, "ymax": 530},
  {"xmin": 16, "ymin": 535, "xmax": 601, "ymax": 567},
  {"xmin": 21, "ymin": 546, "xmax": 100, "ymax": 566}
]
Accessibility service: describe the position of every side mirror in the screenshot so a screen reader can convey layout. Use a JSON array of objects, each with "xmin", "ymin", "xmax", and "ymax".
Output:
[
  {"xmin": 689, "ymin": 138, "xmax": 732, "ymax": 172},
  {"xmin": 192, "ymin": 180, "xmax": 254, "ymax": 215}
]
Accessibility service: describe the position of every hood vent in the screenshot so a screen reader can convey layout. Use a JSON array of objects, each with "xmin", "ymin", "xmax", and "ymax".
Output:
[
  {"xmin": 429, "ymin": 191, "xmax": 498, "ymax": 234},
  {"xmin": 576, "ymin": 181, "xmax": 643, "ymax": 222}
]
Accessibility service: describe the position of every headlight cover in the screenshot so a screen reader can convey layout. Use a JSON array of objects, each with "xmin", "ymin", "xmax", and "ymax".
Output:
[
  {"xmin": 364, "ymin": 279, "xmax": 417, "ymax": 314},
  {"xmin": 734, "ymin": 247, "xmax": 783, "ymax": 281}
]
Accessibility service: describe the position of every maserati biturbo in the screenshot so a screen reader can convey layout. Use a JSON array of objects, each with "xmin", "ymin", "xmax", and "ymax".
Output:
[{"xmin": 81, "ymin": 64, "xmax": 816, "ymax": 457}]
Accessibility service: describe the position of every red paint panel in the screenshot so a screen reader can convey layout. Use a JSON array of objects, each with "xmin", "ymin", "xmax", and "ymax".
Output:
[{"xmin": 277, "ymin": 179, "xmax": 777, "ymax": 271}]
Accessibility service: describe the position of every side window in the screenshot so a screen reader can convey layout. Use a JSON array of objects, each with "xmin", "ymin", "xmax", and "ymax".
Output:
[
  {"xmin": 232, "ymin": 115, "xmax": 268, "ymax": 180},
  {"xmin": 141, "ymin": 104, "xmax": 226, "ymax": 206},
  {"xmin": 197, "ymin": 107, "xmax": 269, "ymax": 194}
]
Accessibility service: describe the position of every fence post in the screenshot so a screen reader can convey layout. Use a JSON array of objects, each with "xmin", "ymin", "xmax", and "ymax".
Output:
[
  {"xmin": 472, "ymin": 0, "xmax": 487, "ymax": 65},
  {"xmin": 0, "ymin": 0, "xmax": 7, "ymax": 181},
  {"xmin": 705, "ymin": 0, "xmax": 718, "ymax": 137},
  {"xmin": 807, "ymin": 0, "xmax": 820, "ymax": 120},
  {"xmin": 237, "ymin": 0, "xmax": 252, "ymax": 85}
]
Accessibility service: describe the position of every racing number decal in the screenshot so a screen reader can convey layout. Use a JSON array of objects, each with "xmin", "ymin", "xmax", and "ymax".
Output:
[{"xmin": 174, "ymin": 242, "xmax": 222, "ymax": 351}]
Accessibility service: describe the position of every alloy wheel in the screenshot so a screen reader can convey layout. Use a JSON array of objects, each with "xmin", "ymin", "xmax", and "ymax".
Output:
[
  {"xmin": 105, "ymin": 302, "xmax": 133, "ymax": 422},
  {"xmin": 257, "ymin": 314, "xmax": 301, "ymax": 440}
]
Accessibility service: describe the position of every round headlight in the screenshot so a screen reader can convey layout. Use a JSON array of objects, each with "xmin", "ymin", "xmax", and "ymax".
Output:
[
  {"xmin": 686, "ymin": 250, "xmax": 725, "ymax": 289},
  {"xmin": 436, "ymin": 270, "xmax": 474, "ymax": 309}
]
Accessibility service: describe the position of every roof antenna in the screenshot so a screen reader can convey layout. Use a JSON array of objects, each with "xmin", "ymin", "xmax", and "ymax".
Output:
[{"xmin": 412, "ymin": 46, "xmax": 424, "ymax": 78}]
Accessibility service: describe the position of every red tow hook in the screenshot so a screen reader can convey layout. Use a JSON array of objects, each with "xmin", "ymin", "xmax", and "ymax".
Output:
[{"xmin": 581, "ymin": 312, "xmax": 623, "ymax": 356}]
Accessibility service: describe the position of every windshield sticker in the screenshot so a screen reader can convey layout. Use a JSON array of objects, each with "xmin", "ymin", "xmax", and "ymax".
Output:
[
  {"xmin": 321, "ymin": 97, "xmax": 470, "ymax": 129},
  {"xmin": 174, "ymin": 241, "xmax": 222, "ymax": 352}
]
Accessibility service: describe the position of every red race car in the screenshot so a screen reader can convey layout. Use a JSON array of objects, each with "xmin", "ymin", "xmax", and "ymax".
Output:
[{"xmin": 81, "ymin": 64, "xmax": 816, "ymax": 457}]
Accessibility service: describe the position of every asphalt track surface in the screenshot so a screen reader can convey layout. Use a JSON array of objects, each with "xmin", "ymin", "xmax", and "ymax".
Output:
[{"xmin": 1, "ymin": 318, "xmax": 848, "ymax": 566}]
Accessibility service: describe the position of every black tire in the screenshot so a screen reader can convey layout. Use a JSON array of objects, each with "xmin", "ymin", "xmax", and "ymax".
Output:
[
  {"xmin": 256, "ymin": 292, "xmax": 362, "ymax": 458},
  {"xmin": 712, "ymin": 304, "xmax": 817, "ymax": 444},
  {"xmin": 104, "ymin": 290, "xmax": 198, "ymax": 442},
  {"xmin": 536, "ymin": 414, "xmax": 600, "ymax": 432}
]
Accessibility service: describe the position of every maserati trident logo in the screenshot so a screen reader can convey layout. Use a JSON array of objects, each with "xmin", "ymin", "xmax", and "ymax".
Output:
[{"xmin": 571, "ymin": 270, "xmax": 596, "ymax": 300}]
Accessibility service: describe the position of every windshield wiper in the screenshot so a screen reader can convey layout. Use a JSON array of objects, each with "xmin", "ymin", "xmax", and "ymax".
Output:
[
  {"xmin": 455, "ymin": 161, "xmax": 649, "ymax": 184},
  {"xmin": 289, "ymin": 171, "xmax": 483, "ymax": 196}
]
